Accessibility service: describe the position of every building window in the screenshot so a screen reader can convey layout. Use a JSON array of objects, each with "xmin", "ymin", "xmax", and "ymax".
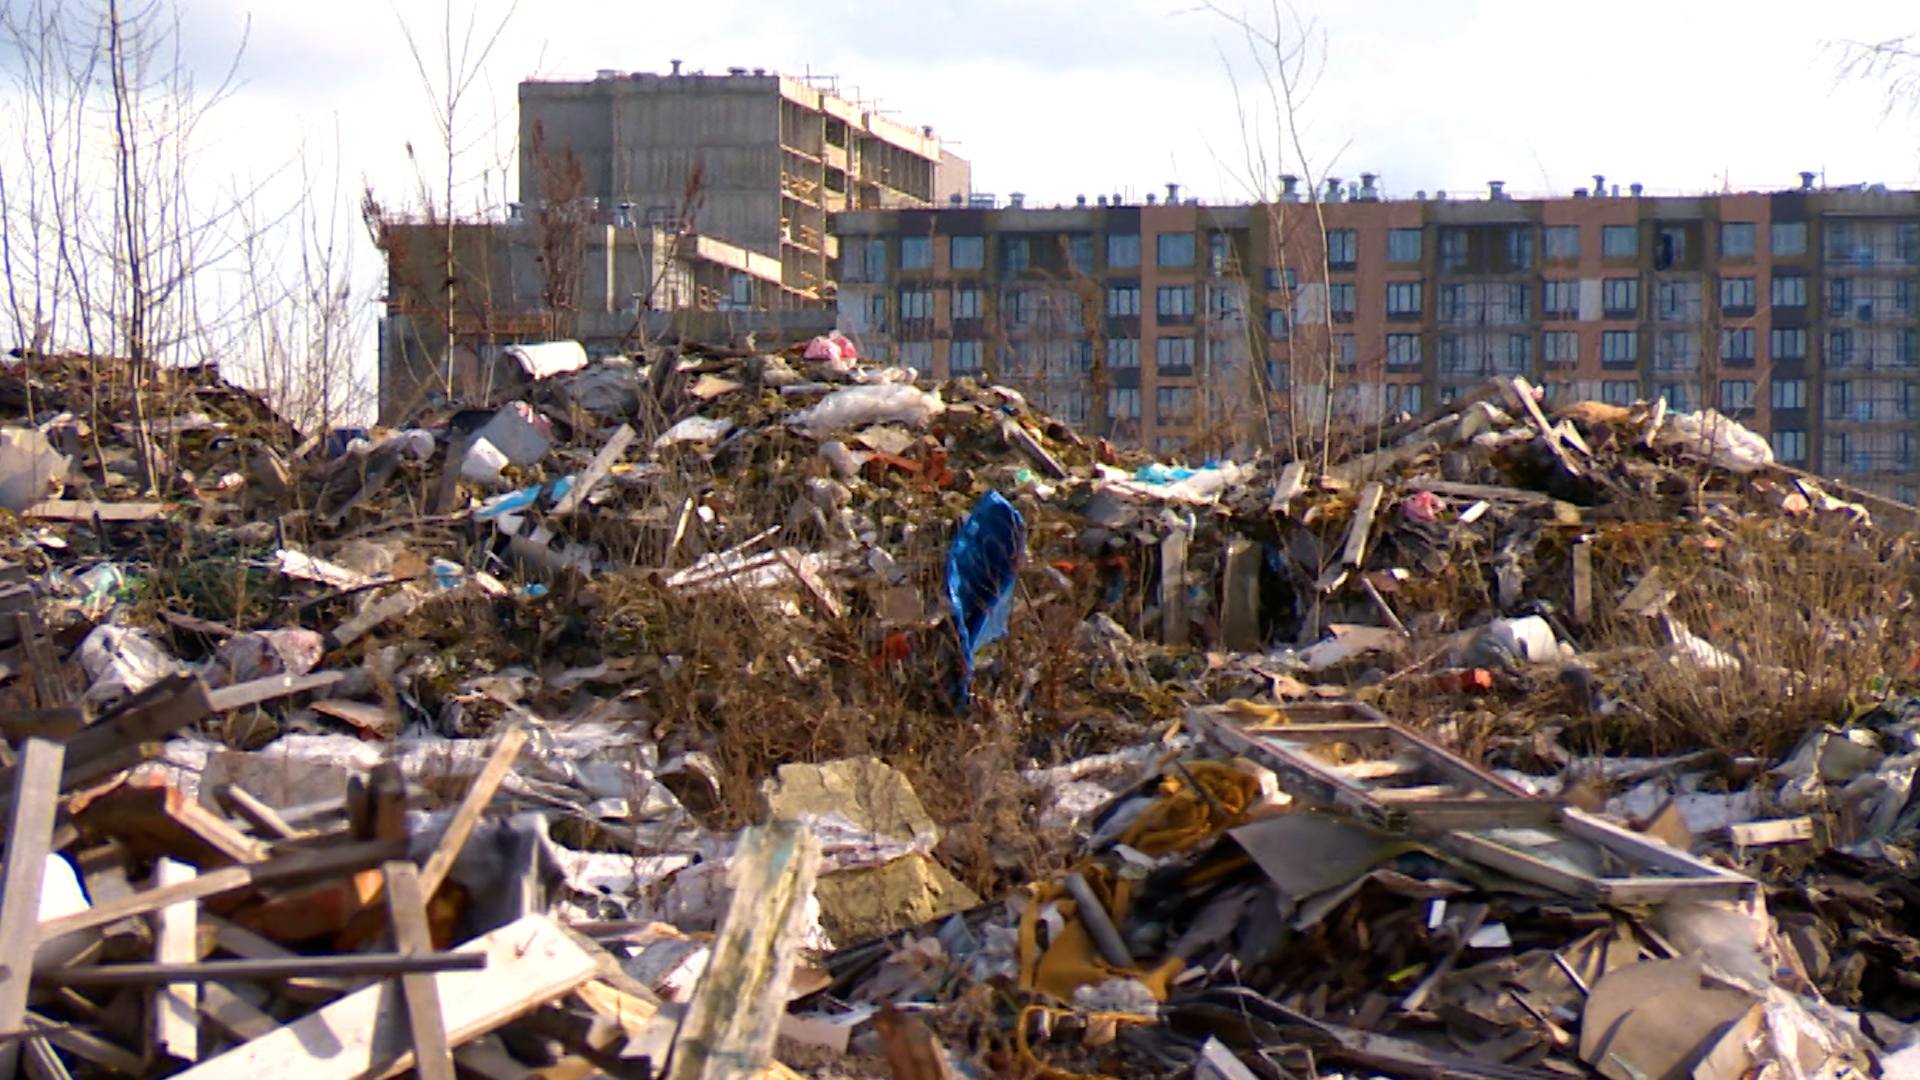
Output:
[
  {"xmin": 950, "ymin": 235, "xmax": 985, "ymax": 270},
  {"xmin": 1504, "ymin": 333, "xmax": 1533, "ymax": 373},
  {"xmin": 1266, "ymin": 308, "xmax": 1290, "ymax": 339},
  {"xmin": 1438, "ymin": 284, "xmax": 1466, "ymax": 322},
  {"xmin": 1106, "ymin": 285, "xmax": 1141, "ymax": 317},
  {"xmin": 1108, "ymin": 387, "xmax": 1141, "ymax": 419},
  {"xmin": 1721, "ymin": 222, "xmax": 1756, "ymax": 258},
  {"xmin": 1438, "ymin": 228, "xmax": 1467, "ymax": 272},
  {"xmin": 1326, "ymin": 229, "xmax": 1358, "ymax": 268},
  {"xmin": 1771, "ymin": 221, "xmax": 1807, "ymax": 257},
  {"xmin": 1208, "ymin": 232, "xmax": 1232, "ymax": 274},
  {"xmin": 1108, "ymin": 233, "xmax": 1141, "ymax": 268},
  {"xmin": 1602, "ymin": 225, "xmax": 1638, "ymax": 258},
  {"xmin": 1436, "ymin": 335, "xmax": 1467, "ymax": 374},
  {"xmin": 1601, "ymin": 329, "xmax": 1638, "ymax": 366},
  {"xmin": 1828, "ymin": 329, "xmax": 1852, "ymax": 366},
  {"xmin": 899, "ymin": 236, "xmax": 932, "ymax": 270},
  {"xmin": 898, "ymin": 289, "xmax": 934, "ymax": 320},
  {"xmin": 1544, "ymin": 225, "xmax": 1580, "ymax": 260},
  {"xmin": 1386, "ymin": 334, "xmax": 1422, "ymax": 370},
  {"xmin": 1004, "ymin": 288, "xmax": 1034, "ymax": 325},
  {"xmin": 1209, "ymin": 285, "xmax": 1242, "ymax": 319},
  {"xmin": 1769, "ymin": 327, "xmax": 1805, "ymax": 360},
  {"xmin": 1654, "ymin": 331, "xmax": 1695, "ymax": 372},
  {"xmin": 1771, "ymin": 274, "xmax": 1806, "ymax": 308},
  {"xmin": 1156, "ymin": 285, "xmax": 1195, "ymax": 319},
  {"xmin": 1602, "ymin": 278, "xmax": 1639, "ymax": 316},
  {"xmin": 1264, "ymin": 266, "xmax": 1296, "ymax": 292},
  {"xmin": 1069, "ymin": 234, "xmax": 1094, "ymax": 272},
  {"xmin": 868, "ymin": 293, "xmax": 887, "ymax": 330},
  {"xmin": 1770, "ymin": 429, "xmax": 1807, "ymax": 463},
  {"xmin": 1719, "ymin": 379, "xmax": 1756, "ymax": 413},
  {"xmin": 1654, "ymin": 382, "xmax": 1692, "ymax": 412},
  {"xmin": 1004, "ymin": 237, "xmax": 1030, "ymax": 273},
  {"xmin": 1771, "ymin": 378, "xmax": 1806, "ymax": 410},
  {"xmin": 1828, "ymin": 277, "xmax": 1854, "ymax": 318},
  {"xmin": 859, "ymin": 238, "xmax": 887, "ymax": 282},
  {"xmin": 1328, "ymin": 283, "xmax": 1356, "ymax": 318},
  {"xmin": 1825, "ymin": 380, "xmax": 1853, "ymax": 421},
  {"xmin": 1720, "ymin": 276, "xmax": 1756, "ymax": 314},
  {"xmin": 1656, "ymin": 226, "xmax": 1686, "ymax": 269},
  {"xmin": 1334, "ymin": 334, "xmax": 1356, "ymax": 370},
  {"xmin": 1544, "ymin": 331, "xmax": 1578, "ymax": 367},
  {"xmin": 1155, "ymin": 336, "xmax": 1195, "ymax": 374},
  {"xmin": 1107, "ymin": 338, "xmax": 1140, "ymax": 368},
  {"xmin": 1386, "ymin": 382, "xmax": 1423, "ymax": 415},
  {"xmin": 1600, "ymin": 380, "xmax": 1638, "ymax": 405},
  {"xmin": 1720, "ymin": 327, "xmax": 1756, "ymax": 366},
  {"xmin": 1157, "ymin": 232, "xmax": 1196, "ymax": 268},
  {"xmin": 1656, "ymin": 280, "xmax": 1694, "ymax": 321},
  {"xmin": 1386, "ymin": 282, "xmax": 1422, "ymax": 317},
  {"xmin": 1542, "ymin": 280, "xmax": 1580, "ymax": 318},
  {"xmin": 1903, "ymin": 329, "xmax": 1920, "ymax": 367},
  {"xmin": 1387, "ymin": 229, "xmax": 1422, "ymax": 263},
  {"xmin": 1506, "ymin": 228, "xmax": 1535, "ymax": 270},
  {"xmin": 950, "ymin": 339, "xmax": 983, "ymax": 374},
  {"xmin": 1156, "ymin": 386, "xmax": 1194, "ymax": 423},
  {"xmin": 954, "ymin": 288, "xmax": 983, "ymax": 319}
]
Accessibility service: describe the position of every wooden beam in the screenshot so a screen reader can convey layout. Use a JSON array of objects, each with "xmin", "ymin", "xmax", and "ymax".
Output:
[
  {"xmin": 1160, "ymin": 527, "xmax": 1189, "ymax": 647},
  {"xmin": 0, "ymin": 739, "xmax": 64, "ymax": 1079},
  {"xmin": 419, "ymin": 727, "xmax": 529, "ymax": 897},
  {"xmin": 37, "ymin": 837, "xmax": 408, "ymax": 946},
  {"xmin": 665, "ymin": 820, "xmax": 822, "ymax": 1080},
  {"xmin": 385, "ymin": 861, "xmax": 457, "ymax": 1080},
  {"xmin": 1269, "ymin": 461, "xmax": 1306, "ymax": 515},
  {"xmin": 23, "ymin": 500, "xmax": 169, "ymax": 521},
  {"xmin": 197, "ymin": 983, "xmax": 278, "ymax": 1043},
  {"xmin": 207, "ymin": 671, "xmax": 344, "ymax": 713},
  {"xmin": 1219, "ymin": 537, "xmax": 1262, "ymax": 652},
  {"xmin": 550, "ymin": 424, "xmax": 636, "ymax": 516},
  {"xmin": 166, "ymin": 915, "xmax": 597, "ymax": 1080},
  {"xmin": 40, "ymin": 952, "xmax": 487, "ymax": 986},
  {"xmin": 214, "ymin": 784, "xmax": 302, "ymax": 841},
  {"xmin": 72, "ymin": 775, "xmax": 268, "ymax": 867},
  {"xmin": 57, "ymin": 673, "xmax": 211, "ymax": 791},
  {"xmin": 1570, "ymin": 539, "xmax": 1593, "ymax": 627},
  {"xmin": 152, "ymin": 858, "xmax": 200, "ymax": 1062}
]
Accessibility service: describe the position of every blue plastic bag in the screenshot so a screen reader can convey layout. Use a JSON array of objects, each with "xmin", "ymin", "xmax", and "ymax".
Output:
[{"xmin": 946, "ymin": 491, "xmax": 1026, "ymax": 708}]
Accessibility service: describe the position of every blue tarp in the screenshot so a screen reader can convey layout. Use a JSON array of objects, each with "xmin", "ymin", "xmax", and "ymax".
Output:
[{"xmin": 946, "ymin": 490, "xmax": 1026, "ymax": 708}]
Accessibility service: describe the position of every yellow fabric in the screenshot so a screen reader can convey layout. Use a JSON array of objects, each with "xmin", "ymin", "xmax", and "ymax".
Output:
[
  {"xmin": 1015, "ymin": 1005, "xmax": 1154, "ymax": 1080},
  {"xmin": 1118, "ymin": 760, "xmax": 1261, "ymax": 857},
  {"xmin": 1020, "ymin": 761, "xmax": 1263, "ymax": 1004}
]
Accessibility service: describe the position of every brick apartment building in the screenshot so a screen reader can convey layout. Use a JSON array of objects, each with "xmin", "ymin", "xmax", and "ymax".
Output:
[{"xmin": 835, "ymin": 176, "xmax": 1920, "ymax": 502}]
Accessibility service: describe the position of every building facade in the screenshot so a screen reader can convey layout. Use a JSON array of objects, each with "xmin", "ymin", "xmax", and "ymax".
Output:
[
  {"xmin": 520, "ymin": 66, "xmax": 969, "ymax": 304},
  {"xmin": 836, "ymin": 178, "xmax": 1920, "ymax": 501}
]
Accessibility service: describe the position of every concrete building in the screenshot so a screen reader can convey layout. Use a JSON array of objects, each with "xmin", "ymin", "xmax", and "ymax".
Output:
[
  {"xmin": 519, "ymin": 65, "xmax": 969, "ymax": 304},
  {"xmin": 835, "ymin": 177, "xmax": 1920, "ymax": 501}
]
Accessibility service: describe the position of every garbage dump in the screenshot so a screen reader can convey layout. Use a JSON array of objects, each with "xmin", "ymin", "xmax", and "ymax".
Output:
[{"xmin": 0, "ymin": 343, "xmax": 1916, "ymax": 1079}]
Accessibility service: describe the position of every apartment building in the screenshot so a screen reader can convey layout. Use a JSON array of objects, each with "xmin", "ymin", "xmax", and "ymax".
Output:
[
  {"xmin": 836, "ymin": 177, "xmax": 1920, "ymax": 501},
  {"xmin": 520, "ymin": 65, "xmax": 969, "ymax": 302}
]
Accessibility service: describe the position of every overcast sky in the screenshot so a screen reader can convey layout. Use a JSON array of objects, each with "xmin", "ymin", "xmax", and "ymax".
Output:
[{"xmin": 181, "ymin": 0, "xmax": 1920, "ymax": 214}]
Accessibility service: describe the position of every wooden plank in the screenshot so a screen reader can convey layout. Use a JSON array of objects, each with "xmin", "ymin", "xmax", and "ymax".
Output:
[
  {"xmin": 167, "ymin": 914, "xmax": 596, "ymax": 1080},
  {"xmin": 420, "ymin": 727, "xmax": 529, "ymax": 897},
  {"xmin": 197, "ymin": 983, "xmax": 278, "ymax": 1043},
  {"xmin": 1503, "ymin": 376, "xmax": 1582, "ymax": 474},
  {"xmin": 72, "ymin": 775, "xmax": 269, "ymax": 867},
  {"xmin": 23, "ymin": 500, "xmax": 169, "ymax": 521},
  {"xmin": 1728, "ymin": 817, "xmax": 1815, "ymax": 847},
  {"xmin": 666, "ymin": 820, "xmax": 823, "ymax": 1080},
  {"xmin": 1408, "ymin": 479, "xmax": 1555, "ymax": 508},
  {"xmin": 21, "ymin": 1034, "xmax": 74, "ymax": 1080},
  {"xmin": 1269, "ymin": 460, "xmax": 1307, "ymax": 515},
  {"xmin": 0, "ymin": 739, "xmax": 64, "ymax": 1079},
  {"xmin": 203, "ymin": 915, "xmax": 352, "ymax": 996},
  {"xmin": 385, "ymin": 861, "xmax": 457, "ymax": 1080},
  {"xmin": 1341, "ymin": 483, "xmax": 1385, "ymax": 569},
  {"xmin": 1619, "ymin": 566, "xmax": 1671, "ymax": 618},
  {"xmin": 1570, "ymin": 540, "xmax": 1593, "ymax": 627},
  {"xmin": 1219, "ymin": 537, "xmax": 1262, "ymax": 651},
  {"xmin": 23, "ymin": 1011, "xmax": 143, "ymax": 1076},
  {"xmin": 1001, "ymin": 420, "xmax": 1068, "ymax": 479},
  {"xmin": 207, "ymin": 671, "xmax": 344, "ymax": 713},
  {"xmin": 37, "ymin": 837, "xmax": 408, "ymax": 945},
  {"xmin": 59, "ymin": 673, "xmax": 211, "ymax": 788},
  {"xmin": 152, "ymin": 858, "xmax": 200, "ymax": 1062},
  {"xmin": 214, "ymin": 784, "xmax": 302, "ymax": 841},
  {"xmin": 1160, "ymin": 527, "xmax": 1189, "ymax": 647},
  {"xmin": 551, "ymin": 425, "xmax": 637, "ymax": 516},
  {"xmin": 40, "ymin": 952, "xmax": 486, "ymax": 986}
]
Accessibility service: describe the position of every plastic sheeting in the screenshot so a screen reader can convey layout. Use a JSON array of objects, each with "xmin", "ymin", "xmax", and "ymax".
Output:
[
  {"xmin": 946, "ymin": 490, "xmax": 1026, "ymax": 708},
  {"xmin": 787, "ymin": 384, "xmax": 944, "ymax": 438},
  {"xmin": 504, "ymin": 341, "xmax": 590, "ymax": 380}
]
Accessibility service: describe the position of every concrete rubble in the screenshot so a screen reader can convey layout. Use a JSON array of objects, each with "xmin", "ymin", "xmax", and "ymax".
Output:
[{"xmin": 0, "ymin": 345, "xmax": 1916, "ymax": 1078}]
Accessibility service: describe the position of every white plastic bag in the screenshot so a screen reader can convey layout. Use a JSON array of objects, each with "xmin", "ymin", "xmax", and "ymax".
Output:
[
  {"xmin": 787, "ymin": 385, "xmax": 944, "ymax": 438},
  {"xmin": 1657, "ymin": 409, "xmax": 1774, "ymax": 473},
  {"xmin": 78, "ymin": 624, "xmax": 178, "ymax": 707}
]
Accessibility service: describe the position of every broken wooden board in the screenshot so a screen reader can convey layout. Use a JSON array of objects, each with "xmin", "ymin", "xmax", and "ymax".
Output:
[
  {"xmin": 1219, "ymin": 537, "xmax": 1262, "ymax": 652},
  {"xmin": 665, "ymin": 820, "xmax": 823, "ymax": 1080},
  {"xmin": 1001, "ymin": 420, "xmax": 1068, "ymax": 479},
  {"xmin": 1269, "ymin": 460, "xmax": 1307, "ymax": 515},
  {"xmin": 1570, "ymin": 539, "xmax": 1593, "ymax": 627},
  {"xmin": 70, "ymin": 773, "xmax": 269, "ymax": 867},
  {"xmin": 550, "ymin": 424, "xmax": 636, "ymax": 517},
  {"xmin": 23, "ymin": 500, "xmax": 170, "ymax": 521},
  {"xmin": 57, "ymin": 673, "xmax": 212, "ymax": 792},
  {"xmin": 0, "ymin": 739, "xmax": 64, "ymax": 1079},
  {"xmin": 41, "ymin": 953, "xmax": 487, "ymax": 986},
  {"xmin": 207, "ymin": 671, "xmax": 345, "ymax": 713},
  {"xmin": 166, "ymin": 915, "xmax": 596, "ymax": 1080},
  {"xmin": 1728, "ymin": 817, "xmax": 1815, "ymax": 848},
  {"xmin": 1160, "ymin": 527, "xmax": 1189, "ymax": 646},
  {"xmin": 151, "ymin": 858, "xmax": 200, "ymax": 1062},
  {"xmin": 385, "ymin": 860, "xmax": 457, "ymax": 1080},
  {"xmin": 420, "ymin": 727, "xmax": 529, "ymax": 897}
]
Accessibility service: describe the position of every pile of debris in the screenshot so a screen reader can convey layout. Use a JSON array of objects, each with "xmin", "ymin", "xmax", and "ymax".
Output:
[{"xmin": 1, "ymin": 341, "xmax": 1919, "ymax": 1078}]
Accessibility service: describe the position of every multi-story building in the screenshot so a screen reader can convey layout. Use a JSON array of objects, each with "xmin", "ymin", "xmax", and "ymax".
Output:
[
  {"xmin": 520, "ymin": 65, "xmax": 969, "ymax": 303},
  {"xmin": 835, "ymin": 176, "xmax": 1920, "ymax": 501}
]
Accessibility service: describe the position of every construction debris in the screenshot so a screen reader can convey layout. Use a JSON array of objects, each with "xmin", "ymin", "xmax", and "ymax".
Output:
[{"xmin": 2, "ymin": 348, "xmax": 1920, "ymax": 1078}]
